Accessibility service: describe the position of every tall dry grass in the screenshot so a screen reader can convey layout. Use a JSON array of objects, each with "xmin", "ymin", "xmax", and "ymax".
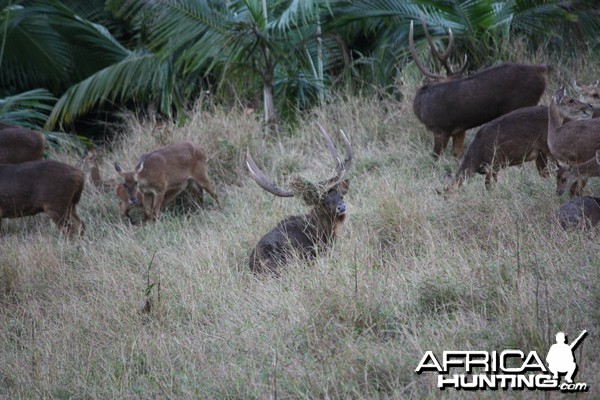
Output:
[{"xmin": 1, "ymin": 48, "xmax": 599, "ymax": 399}]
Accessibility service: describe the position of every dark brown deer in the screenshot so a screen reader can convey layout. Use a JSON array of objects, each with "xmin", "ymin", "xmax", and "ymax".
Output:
[
  {"xmin": 548, "ymin": 87, "xmax": 600, "ymax": 195},
  {"xmin": 0, "ymin": 160, "xmax": 85, "ymax": 236},
  {"xmin": 409, "ymin": 17, "xmax": 549, "ymax": 158},
  {"xmin": 0, "ymin": 123, "xmax": 45, "ymax": 164},
  {"xmin": 247, "ymin": 123, "xmax": 352, "ymax": 274},
  {"xmin": 114, "ymin": 141, "xmax": 219, "ymax": 222},
  {"xmin": 556, "ymin": 150, "xmax": 600, "ymax": 196},
  {"xmin": 444, "ymin": 95, "xmax": 593, "ymax": 192},
  {"xmin": 555, "ymin": 196, "xmax": 600, "ymax": 230}
]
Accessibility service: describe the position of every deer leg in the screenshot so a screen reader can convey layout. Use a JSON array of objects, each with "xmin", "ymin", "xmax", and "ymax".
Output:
[
  {"xmin": 70, "ymin": 205, "xmax": 85, "ymax": 237},
  {"xmin": 141, "ymin": 193, "xmax": 155, "ymax": 222},
  {"xmin": 151, "ymin": 192, "xmax": 165, "ymax": 221},
  {"xmin": 535, "ymin": 152, "xmax": 550, "ymax": 178},
  {"xmin": 46, "ymin": 208, "xmax": 72, "ymax": 236},
  {"xmin": 451, "ymin": 131, "xmax": 466, "ymax": 158},
  {"xmin": 192, "ymin": 170, "xmax": 220, "ymax": 207},
  {"xmin": 432, "ymin": 131, "xmax": 451, "ymax": 159},
  {"xmin": 186, "ymin": 181, "xmax": 205, "ymax": 208},
  {"xmin": 484, "ymin": 171, "xmax": 498, "ymax": 190}
]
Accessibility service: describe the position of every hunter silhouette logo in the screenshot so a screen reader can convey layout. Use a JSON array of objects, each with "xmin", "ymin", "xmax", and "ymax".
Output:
[
  {"xmin": 415, "ymin": 330, "xmax": 589, "ymax": 392},
  {"xmin": 546, "ymin": 330, "xmax": 587, "ymax": 384}
]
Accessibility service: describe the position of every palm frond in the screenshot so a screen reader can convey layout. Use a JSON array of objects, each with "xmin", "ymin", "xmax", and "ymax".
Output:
[{"xmin": 46, "ymin": 51, "xmax": 171, "ymax": 128}]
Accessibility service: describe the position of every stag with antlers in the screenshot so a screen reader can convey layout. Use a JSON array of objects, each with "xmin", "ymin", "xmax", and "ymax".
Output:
[
  {"xmin": 246, "ymin": 123, "xmax": 352, "ymax": 274},
  {"xmin": 409, "ymin": 16, "xmax": 549, "ymax": 158}
]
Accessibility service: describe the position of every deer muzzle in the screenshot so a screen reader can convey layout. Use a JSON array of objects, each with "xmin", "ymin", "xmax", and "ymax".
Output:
[{"xmin": 336, "ymin": 202, "xmax": 347, "ymax": 215}]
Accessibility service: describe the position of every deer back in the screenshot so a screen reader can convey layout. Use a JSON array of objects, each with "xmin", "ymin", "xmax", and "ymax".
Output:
[
  {"xmin": 0, "ymin": 125, "xmax": 45, "ymax": 164},
  {"xmin": 414, "ymin": 63, "xmax": 549, "ymax": 132},
  {"xmin": 136, "ymin": 141, "xmax": 207, "ymax": 192},
  {"xmin": 0, "ymin": 160, "xmax": 84, "ymax": 218}
]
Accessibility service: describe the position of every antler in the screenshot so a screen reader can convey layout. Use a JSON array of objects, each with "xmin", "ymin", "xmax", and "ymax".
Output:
[
  {"xmin": 409, "ymin": 16, "xmax": 467, "ymax": 80},
  {"xmin": 409, "ymin": 20, "xmax": 445, "ymax": 80},
  {"xmin": 247, "ymin": 124, "xmax": 352, "ymax": 196},
  {"xmin": 316, "ymin": 122, "xmax": 352, "ymax": 186},
  {"xmin": 246, "ymin": 148, "xmax": 294, "ymax": 197}
]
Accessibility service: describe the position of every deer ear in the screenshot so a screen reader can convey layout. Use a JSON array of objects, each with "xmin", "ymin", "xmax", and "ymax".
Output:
[
  {"xmin": 135, "ymin": 161, "xmax": 144, "ymax": 174},
  {"xmin": 339, "ymin": 179, "xmax": 350, "ymax": 195},
  {"xmin": 114, "ymin": 162, "xmax": 124, "ymax": 174}
]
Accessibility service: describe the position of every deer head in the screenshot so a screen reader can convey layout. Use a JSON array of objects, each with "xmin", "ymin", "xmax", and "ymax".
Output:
[
  {"xmin": 114, "ymin": 161, "xmax": 143, "ymax": 206},
  {"xmin": 246, "ymin": 122, "xmax": 352, "ymax": 212}
]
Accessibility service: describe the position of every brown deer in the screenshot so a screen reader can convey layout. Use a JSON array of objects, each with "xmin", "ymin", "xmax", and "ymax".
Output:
[
  {"xmin": 555, "ymin": 196, "xmax": 600, "ymax": 230},
  {"xmin": 0, "ymin": 160, "xmax": 85, "ymax": 236},
  {"xmin": 574, "ymin": 80, "xmax": 600, "ymax": 118},
  {"xmin": 556, "ymin": 150, "xmax": 600, "ymax": 196},
  {"xmin": 409, "ymin": 17, "xmax": 549, "ymax": 158},
  {"xmin": 247, "ymin": 123, "xmax": 352, "ymax": 274},
  {"xmin": 0, "ymin": 123, "xmax": 45, "ymax": 164},
  {"xmin": 548, "ymin": 87, "xmax": 600, "ymax": 195},
  {"xmin": 444, "ymin": 96, "xmax": 593, "ymax": 192},
  {"xmin": 114, "ymin": 141, "xmax": 219, "ymax": 222}
]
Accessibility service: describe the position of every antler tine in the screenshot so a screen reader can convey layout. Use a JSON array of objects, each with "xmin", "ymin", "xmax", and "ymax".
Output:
[
  {"xmin": 316, "ymin": 122, "xmax": 343, "ymax": 173},
  {"xmin": 409, "ymin": 20, "xmax": 445, "ymax": 80},
  {"xmin": 439, "ymin": 28, "xmax": 454, "ymax": 60},
  {"xmin": 246, "ymin": 148, "xmax": 294, "ymax": 197},
  {"xmin": 454, "ymin": 53, "xmax": 468, "ymax": 77},
  {"xmin": 419, "ymin": 14, "xmax": 455, "ymax": 77},
  {"xmin": 339, "ymin": 128, "xmax": 352, "ymax": 178}
]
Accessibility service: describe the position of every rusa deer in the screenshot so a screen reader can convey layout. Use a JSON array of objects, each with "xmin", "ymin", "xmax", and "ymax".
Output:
[
  {"xmin": 556, "ymin": 150, "xmax": 600, "ymax": 196},
  {"xmin": 548, "ymin": 87, "xmax": 600, "ymax": 195},
  {"xmin": 0, "ymin": 160, "xmax": 85, "ymax": 236},
  {"xmin": 444, "ymin": 95, "xmax": 593, "ymax": 192},
  {"xmin": 247, "ymin": 123, "xmax": 352, "ymax": 274},
  {"xmin": 555, "ymin": 196, "xmax": 600, "ymax": 230},
  {"xmin": 409, "ymin": 17, "xmax": 549, "ymax": 158},
  {"xmin": 114, "ymin": 141, "xmax": 219, "ymax": 222},
  {"xmin": 0, "ymin": 123, "xmax": 45, "ymax": 164}
]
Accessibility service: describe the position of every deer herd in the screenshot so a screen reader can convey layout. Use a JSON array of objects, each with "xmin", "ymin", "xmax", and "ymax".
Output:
[{"xmin": 1, "ymin": 17, "xmax": 600, "ymax": 274}]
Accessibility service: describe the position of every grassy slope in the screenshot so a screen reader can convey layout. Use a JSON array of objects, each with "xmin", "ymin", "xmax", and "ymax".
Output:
[{"xmin": 1, "ymin": 52, "xmax": 599, "ymax": 399}]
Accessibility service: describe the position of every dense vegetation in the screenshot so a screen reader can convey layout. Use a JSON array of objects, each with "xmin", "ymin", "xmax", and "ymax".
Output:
[{"xmin": 1, "ymin": 0, "xmax": 599, "ymax": 137}]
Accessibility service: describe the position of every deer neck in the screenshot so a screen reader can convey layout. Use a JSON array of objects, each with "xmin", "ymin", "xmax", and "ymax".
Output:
[
  {"xmin": 307, "ymin": 208, "xmax": 346, "ymax": 245},
  {"xmin": 548, "ymin": 101, "xmax": 564, "ymax": 134}
]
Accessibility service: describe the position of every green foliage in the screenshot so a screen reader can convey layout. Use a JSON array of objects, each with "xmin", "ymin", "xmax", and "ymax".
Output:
[{"xmin": 1, "ymin": 0, "xmax": 600, "ymax": 132}]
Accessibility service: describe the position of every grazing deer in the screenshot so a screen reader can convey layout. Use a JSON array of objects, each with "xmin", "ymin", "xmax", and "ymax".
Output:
[
  {"xmin": 548, "ymin": 87, "xmax": 599, "ymax": 195},
  {"xmin": 574, "ymin": 80, "xmax": 600, "ymax": 118},
  {"xmin": 556, "ymin": 150, "xmax": 600, "ymax": 196},
  {"xmin": 0, "ymin": 123, "xmax": 45, "ymax": 164},
  {"xmin": 445, "ymin": 96, "xmax": 594, "ymax": 192},
  {"xmin": 409, "ymin": 17, "xmax": 549, "ymax": 158},
  {"xmin": 247, "ymin": 123, "xmax": 352, "ymax": 274},
  {"xmin": 0, "ymin": 160, "xmax": 85, "ymax": 236},
  {"xmin": 555, "ymin": 196, "xmax": 600, "ymax": 230},
  {"xmin": 114, "ymin": 141, "xmax": 219, "ymax": 222}
]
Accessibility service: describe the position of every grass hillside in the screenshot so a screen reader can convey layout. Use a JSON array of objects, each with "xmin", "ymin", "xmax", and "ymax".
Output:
[{"xmin": 1, "ymin": 50, "xmax": 599, "ymax": 398}]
